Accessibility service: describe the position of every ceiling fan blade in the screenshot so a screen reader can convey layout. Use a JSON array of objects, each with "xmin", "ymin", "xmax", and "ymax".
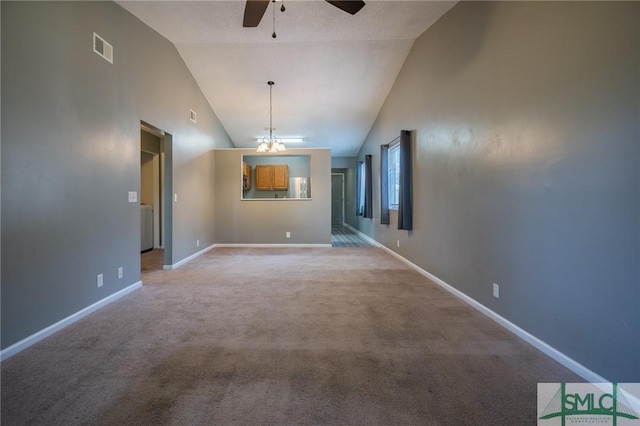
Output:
[
  {"xmin": 243, "ymin": 0, "xmax": 270, "ymax": 27},
  {"xmin": 325, "ymin": 0, "xmax": 365, "ymax": 15}
]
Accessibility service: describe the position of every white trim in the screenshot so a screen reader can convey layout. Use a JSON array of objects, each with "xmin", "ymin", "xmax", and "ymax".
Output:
[
  {"xmin": 163, "ymin": 244, "xmax": 215, "ymax": 270},
  {"xmin": 343, "ymin": 225, "xmax": 609, "ymax": 384},
  {"xmin": 0, "ymin": 281, "xmax": 142, "ymax": 361},
  {"xmin": 213, "ymin": 243, "xmax": 332, "ymax": 248}
]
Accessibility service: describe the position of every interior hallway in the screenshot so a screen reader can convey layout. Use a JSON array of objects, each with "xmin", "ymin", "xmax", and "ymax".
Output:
[
  {"xmin": 331, "ymin": 225, "xmax": 376, "ymax": 248},
  {"xmin": 142, "ymin": 249, "xmax": 165, "ymax": 271}
]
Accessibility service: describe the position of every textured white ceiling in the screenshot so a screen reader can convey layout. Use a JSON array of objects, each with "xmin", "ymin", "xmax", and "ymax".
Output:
[{"xmin": 118, "ymin": 0, "xmax": 457, "ymax": 156}]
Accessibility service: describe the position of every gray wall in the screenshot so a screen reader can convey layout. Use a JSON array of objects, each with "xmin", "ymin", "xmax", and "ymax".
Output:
[
  {"xmin": 215, "ymin": 149, "xmax": 331, "ymax": 245},
  {"xmin": 355, "ymin": 2, "xmax": 639, "ymax": 381},
  {"xmin": 331, "ymin": 157, "xmax": 356, "ymax": 169},
  {"xmin": 1, "ymin": 1, "xmax": 234, "ymax": 349}
]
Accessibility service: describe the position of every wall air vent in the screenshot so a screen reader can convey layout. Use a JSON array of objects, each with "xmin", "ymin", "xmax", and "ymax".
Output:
[
  {"xmin": 93, "ymin": 32, "xmax": 113, "ymax": 64},
  {"xmin": 190, "ymin": 110, "xmax": 197, "ymax": 123}
]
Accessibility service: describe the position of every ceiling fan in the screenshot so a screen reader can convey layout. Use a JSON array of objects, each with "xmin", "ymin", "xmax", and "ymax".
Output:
[{"xmin": 243, "ymin": 0, "xmax": 365, "ymax": 28}]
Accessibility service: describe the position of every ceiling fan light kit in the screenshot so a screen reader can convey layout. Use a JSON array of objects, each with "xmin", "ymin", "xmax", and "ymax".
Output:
[{"xmin": 243, "ymin": 0, "xmax": 365, "ymax": 31}]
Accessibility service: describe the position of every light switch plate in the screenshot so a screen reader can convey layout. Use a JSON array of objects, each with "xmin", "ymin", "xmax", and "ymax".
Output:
[{"xmin": 128, "ymin": 191, "xmax": 138, "ymax": 203}]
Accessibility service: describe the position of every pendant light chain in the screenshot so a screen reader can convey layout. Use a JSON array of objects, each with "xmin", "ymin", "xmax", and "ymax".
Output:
[
  {"xmin": 271, "ymin": 0, "xmax": 284, "ymax": 39},
  {"xmin": 257, "ymin": 81, "xmax": 285, "ymax": 153},
  {"xmin": 272, "ymin": 0, "xmax": 276, "ymax": 38}
]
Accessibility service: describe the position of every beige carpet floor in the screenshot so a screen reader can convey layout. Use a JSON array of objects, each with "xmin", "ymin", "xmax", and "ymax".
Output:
[{"xmin": 1, "ymin": 247, "xmax": 581, "ymax": 425}]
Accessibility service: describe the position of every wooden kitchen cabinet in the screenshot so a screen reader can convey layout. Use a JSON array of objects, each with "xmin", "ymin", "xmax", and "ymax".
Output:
[
  {"xmin": 272, "ymin": 165, "xmax": 288, "ymax": 190},
  {"xmin": 242, "ymin": 162, "xmax": 251, "ymax": 190},
  {"xmin": 255, "ymin": 165, "xmax": 273, "ymax": 190},
  {"xmin": 255, "ymin": 165, "xmax": 288, "ymax": 190}
]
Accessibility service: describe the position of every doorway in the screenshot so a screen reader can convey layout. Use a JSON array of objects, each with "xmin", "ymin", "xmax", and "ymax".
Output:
[
  {"xmin": 140, "ymin": 122, "xmax": 172, "ymax": 270},
  {"xmin": 331, "ymin": 173, "xmax": 345, "ymax": 226}
]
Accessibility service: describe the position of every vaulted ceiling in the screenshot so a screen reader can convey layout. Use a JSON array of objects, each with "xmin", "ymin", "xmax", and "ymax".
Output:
[{"xmin": 118, "ymin": 1, "xmax": 457, "ymax": 156}]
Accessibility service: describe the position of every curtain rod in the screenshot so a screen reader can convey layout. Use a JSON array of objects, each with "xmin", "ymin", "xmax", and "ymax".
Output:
[{"xmin": 383, "ymin": 135, "xmax": 401, "ymax": 147}]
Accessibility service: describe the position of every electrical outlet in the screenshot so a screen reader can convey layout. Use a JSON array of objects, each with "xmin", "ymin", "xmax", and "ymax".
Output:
[
  {"xmin": 197, "ymin": 240, "xmax": 200, "ymax": 247},
  {"xmin": 97, "ymin": 274, "xmax": 104, "ymax": 288},
  {"xmin": 286, "ymin": 232, "xmax": 291, "ymax": 239},
  {"xmin": 397, "ymin": 240, "xmax": 400, "ymax": 248},
  {"xmin": 118, "ymin": 267, "xmax": 123, "ymax": 279},
  {"xmin": 174, "ymin": 193, "xmax": 178, "ymax": 202},
  {"xmin": 493, "ymin": 283, "xmax": 500, "ymax": 299}
]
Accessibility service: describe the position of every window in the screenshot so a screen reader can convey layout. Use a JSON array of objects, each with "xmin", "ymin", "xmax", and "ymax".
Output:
[
  {"xmin": 388, "ymin": 144, "xmax": 400, "ymax": 210},
  {"xmin": 381, "ymin": 130, "xmax": 412, "ymax": 229},
  {"xmin": 357, "ymin": 161, "xmax": 366, "ymax": 215}
]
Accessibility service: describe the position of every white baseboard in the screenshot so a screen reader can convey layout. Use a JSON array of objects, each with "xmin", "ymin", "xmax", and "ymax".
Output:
[
  {"xmin": 163, "ymin": 244, "xmax": 215, "ymax": 270},
  {"xmin": 345, "ymin": 226, "xmax": 609, "ymax": 384},
  {"xmin": 0, "ymin": 281, "xmax": 142, "ymax": 361},
  {"xmin": 213, "ymin": 243, "xmax": 332, "ymax": 248}
]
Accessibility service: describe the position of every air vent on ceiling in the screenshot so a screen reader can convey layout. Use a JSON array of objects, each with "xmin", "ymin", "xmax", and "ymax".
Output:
[
  {"xmin": 190, "ymin": 110, "xmax": 197, "ymax": 123},
  {"xmin": 93, "ymin": 32, "xmax": 113, "ymax": 64}
]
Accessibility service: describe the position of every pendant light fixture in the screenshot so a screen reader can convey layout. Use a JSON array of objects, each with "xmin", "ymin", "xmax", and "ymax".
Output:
[{"xmin": 257, "ymin": 81, "xmax": 286, "ymax": 153}]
